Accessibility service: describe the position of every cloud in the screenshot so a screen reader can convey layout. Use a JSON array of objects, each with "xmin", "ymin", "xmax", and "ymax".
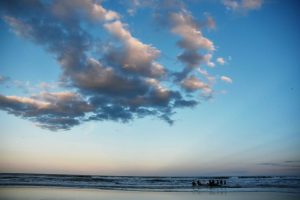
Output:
[
  {"xmin": 0, "ymin": 0, "xmax": 202, "ymax": 130},
  {"xmin": 104, "ymin": 20, "xmax": 165, "ymax": 78},
  {"xmin": 205, "ymin": 15, "xmax": 216, "ymax": 30},
  {"xmin": 223, "ymin": 0, "xmax": 263, "ymax": 12},
  {"xmin": 0, "ymin": 92, "xmax": 92, "ymax": 131},
  {"xmin": 170, "ymin": 12, "xmax": 214, "ymax": 51},
  {"xmin": 152, "ymin": 2, "xmax": 217, "ymax": 98},
  {"xmin": 181, "ymin": 76, "xmax": 209, "ymax": 92},
  {"xmin": 0, "ymin": 75, "xmax": 62, "ymax": 94},
  {"xmin": 125, "ymin": 0, "xmax": 155, "ymax": 16},
  {"xmin": 38, "ymin": 82, "xmax": 60, "ymax": 91},
  {"xmin": 153, "ymin": 2, "xmax": 216, "ymax": 73},
  {"xmin": 0, "ymin": 0, "xmax": 237, "ymax": 131},
  {"xmin": 258, "ymin": 161, "xmax": 300, "ymax": 168},
  {"xmin": 217, "ymin": 57, "xmax": 226, "ymax": 65},
  {"xmin": 51, "ymin": 0, "xmax": 119, "ymax": 22},
  {"xmin": 220, "ymin": 76, "xmax": 233, "ymax": 83},
  {"xmin": 204, "ymin": 54, "xmax": 215, "ymax": 67},
  {"xmin": 284, "ymin": 161, "xmax": 300, "ymax": 164}
]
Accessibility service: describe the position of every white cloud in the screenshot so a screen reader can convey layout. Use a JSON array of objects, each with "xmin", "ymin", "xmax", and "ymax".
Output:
[
  {"xmin": 220, "ymin": 76, "xmax": 233, "ymax": 83},
  {"xmin": 5, "ymin": 95, "xmax": 51, "ymax": 109},
  {"xmin": 216, "ymin": 57, "xmax": 226, "ymax": 65},
  {"xmin": 91, "ymin": 3, "xmax": 119, "ymax": 21},
  {"xmin": 204, "ymin": 53, "xmax": 215, "ymax": 67}
]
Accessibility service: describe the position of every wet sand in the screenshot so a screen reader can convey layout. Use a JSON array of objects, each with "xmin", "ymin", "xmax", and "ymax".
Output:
[{"xmin": 0, "ymin": 186, "xmax": 299, "ymax": 200}]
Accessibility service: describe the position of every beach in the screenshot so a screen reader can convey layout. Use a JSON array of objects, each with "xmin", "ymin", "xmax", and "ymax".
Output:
[{"xmin": 0, "ymin": 186, "xmax": 300, "ymax": 200}]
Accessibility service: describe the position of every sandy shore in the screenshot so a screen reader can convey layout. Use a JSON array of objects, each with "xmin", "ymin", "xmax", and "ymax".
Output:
[{"xmin": 0, "ymin": 186, "xmax": 299, "ymax": 200}]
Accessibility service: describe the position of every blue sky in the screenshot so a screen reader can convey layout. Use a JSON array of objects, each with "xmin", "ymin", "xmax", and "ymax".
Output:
[{"xmin": 0, "ymin": 0, "xmax": 299, "ymax": 176}]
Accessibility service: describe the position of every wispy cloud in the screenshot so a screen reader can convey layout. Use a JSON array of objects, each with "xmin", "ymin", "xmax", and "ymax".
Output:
[
  {"xmin": 223, "ymin": 0, "xmax": 263, "ymax": 12},
  {"xmin": 217, "ymin": 57, "xmax": 226, "ymax": 65},
  {"xmin": 258, "ymin": 161, "xmax": 300, "ymax": 168},
  {"xmin": 220, "ymin": 76, "xmax": 233, "ymax": 84}
]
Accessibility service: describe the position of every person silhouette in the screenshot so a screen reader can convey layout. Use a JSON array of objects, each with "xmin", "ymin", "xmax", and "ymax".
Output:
[
  {"xmin": 192, "ymin": 181, "xmax": 197, "ymax": 187},
  {"xmin": 197, "ymin": 180, "xmax": 201, "ymax": 186}
]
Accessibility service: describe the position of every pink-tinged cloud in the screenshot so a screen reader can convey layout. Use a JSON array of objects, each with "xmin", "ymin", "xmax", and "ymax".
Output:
[
  {"xmin": 220, "ymin": 76, "xmax": 233, "ymax": 83},
  {"xmin": 104, "ymin": 20, "xmax": 165, "ymax": 78},
  {"xmin": 181, "ymin": 76, "xmax": 209, "ymax": 91},
  {"xmin": 0, "ymin": 0, "xmax": 230, "ymax": 130}
]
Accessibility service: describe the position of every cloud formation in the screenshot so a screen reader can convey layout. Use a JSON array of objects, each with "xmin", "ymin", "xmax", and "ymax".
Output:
[
  {"xmin": 104, "ymin": 20, "xmax": 165, "ymax": 78},
  {"xmin": 152, "ymin": 2, "xmax": 218, "ymax": 98},
  {"xmin": 220, "ymin": 76, "xmax": 233, "ymax": 83},
  {"xmin": 258, "ymin": 161, "xmax": 300, "ymax": 169},
  {"xmin": 0, "ymin": 92, "xmax": 91, "ymax": 131},
  {"xmin": 181, "ymin": 76, "xmax": 209, "ymax": 92},
  {"xmin": 169, "ymin": 11, "xmax": 215, "ymax": 75},
  {"xmin": 0, "ymin": 0, "xmax": 239, "ymax": 131},
  {"xmin": 217, "ymin": 57, "xmax": 226, "ymax": 65},
  {"xmin": 0, "ymin": 0, "xmax": 203, "ymax": 130},
  {"xmin": 223, "ymin": 0, "xmax": 263, "ymax": 12}
]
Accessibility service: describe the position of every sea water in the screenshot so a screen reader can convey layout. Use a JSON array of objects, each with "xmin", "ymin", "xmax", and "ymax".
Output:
[{"xmin": 0, "ymin": 173, "xmax": 299, "ymax": 193}]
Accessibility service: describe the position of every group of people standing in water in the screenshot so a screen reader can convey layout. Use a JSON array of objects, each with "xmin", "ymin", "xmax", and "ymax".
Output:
[{"xmin": 192, "ymin": 179, "xmax": 226, "ymax": 187}]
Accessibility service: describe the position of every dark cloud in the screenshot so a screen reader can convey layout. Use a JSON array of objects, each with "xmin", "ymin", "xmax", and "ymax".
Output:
[
  {"xmin": 177, "ymin": 50, "xmax": 204, "ymax": 68},
  {"xmin": 284, "ymin": 161, "xmax": 300, "ymax": 164},
  {"xmin": 0, "ymin": 0, "xmax": 199, "ymax": 130},
  {"xmin": 173, "ymin": 99, "xmax": 198, "ymax": 108},
  {"xmin": 0, "ymin": 92, "xmax": 92, "ymax": 131},
  {"xmin": 258, "ymin": 161, "xmax": 300, "ymax": 168}
]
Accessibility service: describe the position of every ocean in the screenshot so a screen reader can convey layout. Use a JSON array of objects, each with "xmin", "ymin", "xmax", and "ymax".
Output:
[{"xmin": 0, "ymin": 173, "xmax": 299, "ymax": 193}]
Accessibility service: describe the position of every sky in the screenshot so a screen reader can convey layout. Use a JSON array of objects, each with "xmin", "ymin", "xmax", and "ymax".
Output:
[{"xmin": 0, "ymin": 0, "xmax": 299, "ymax": 176}]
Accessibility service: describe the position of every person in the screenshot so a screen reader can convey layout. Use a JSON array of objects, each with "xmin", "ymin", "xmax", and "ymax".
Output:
[
  {"xmin": 197, "ymin": 180, "xmax": 202, "ymax": 186},
  {"xmin": 208, "ymin": 180, "xmax": 212, "ymax": 186},
  {"xmin": 224, "ymin": 180, "xmax": 226, "ymax": 185},
  {"xmin": 192, "ymin": 180, "xmax": 197, "ymax": 187}
]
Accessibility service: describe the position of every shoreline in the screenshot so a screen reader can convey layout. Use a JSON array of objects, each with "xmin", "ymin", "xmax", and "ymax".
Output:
[
  {"xmin": 1, "ymin": 186, "xmax": 300, "ymax": 200},
  {"xmin": 0, "ymin": 184, "xmax": 300, "ymax": 193}
]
